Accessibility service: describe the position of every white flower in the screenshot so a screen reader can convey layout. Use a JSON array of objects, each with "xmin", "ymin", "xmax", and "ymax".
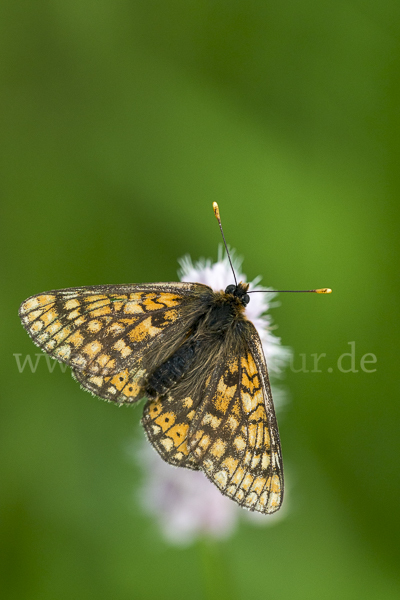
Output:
[{"xmin": 136, "ymin": 247, "xmax": 291, "ymax": 545}]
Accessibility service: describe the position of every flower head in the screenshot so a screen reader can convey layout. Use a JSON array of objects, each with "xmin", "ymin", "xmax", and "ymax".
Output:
[{"xmin": 136, "ymin": 247, "xmax": 291, "ymax": 545}]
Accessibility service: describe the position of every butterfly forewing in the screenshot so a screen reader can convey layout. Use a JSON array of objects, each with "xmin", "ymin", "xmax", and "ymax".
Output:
[
  {"xmin": 187, "ymin": 325, "xmax": 283, "ymax": 514},
  {"xmin": 73, "ymin": 364, "xmax": 148, "ymax": 404},
  {"xmin": 19, "ymin": 283, "xmax": 210, "ymax": 378}
]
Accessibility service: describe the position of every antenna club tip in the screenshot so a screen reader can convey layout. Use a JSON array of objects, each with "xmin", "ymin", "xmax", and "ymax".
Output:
[
  {"xmin": 315, "ymin": 288, "xmax": 332, "ymax": 294},
  {"xmin": 212, "ymin": 202, "xmax": 220, "ymax": 220}
]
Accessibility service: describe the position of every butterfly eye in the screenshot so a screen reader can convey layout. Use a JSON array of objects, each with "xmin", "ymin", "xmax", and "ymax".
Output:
[
  {"xmin": 225, "ymin": 285, "xmax": 236, "ymax": 295},
  {"xmin": 242, "ymin": 294, "xmax": 250, "ymax": 306}
]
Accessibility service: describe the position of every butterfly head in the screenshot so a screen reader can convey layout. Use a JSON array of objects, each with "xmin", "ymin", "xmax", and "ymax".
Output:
[{"xmin": 224, "ymin": 282, "xmax": 250, "ymax": 306}]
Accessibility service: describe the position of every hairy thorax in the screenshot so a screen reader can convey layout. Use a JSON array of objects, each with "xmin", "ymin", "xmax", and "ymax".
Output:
[{"xmin": 146, "ymin": 284, "xmax": 250, "ymax": 398}]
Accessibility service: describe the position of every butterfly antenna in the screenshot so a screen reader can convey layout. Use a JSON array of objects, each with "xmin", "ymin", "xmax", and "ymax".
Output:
[
  {"xmin": 213, "ymin": 202, "xmax": 238, "ymax": 286},
  {"xmin": 248, "ymin": 288, "xmax": 332, "ymax": 294}
]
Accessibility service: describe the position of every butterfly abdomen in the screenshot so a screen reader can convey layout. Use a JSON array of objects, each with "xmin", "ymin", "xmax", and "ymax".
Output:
[{"xmin": 145, "ymin": 338, "xmax": 200, "ymax": 398}]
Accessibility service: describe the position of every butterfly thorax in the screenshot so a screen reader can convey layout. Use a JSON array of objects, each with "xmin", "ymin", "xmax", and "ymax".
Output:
[{"xmin": 146, "ymin": 283, "xmax": 251, "ymax": 398}]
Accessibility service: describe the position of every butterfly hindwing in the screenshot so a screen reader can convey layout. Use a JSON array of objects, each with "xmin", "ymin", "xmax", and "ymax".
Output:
[
  {"xmin": 141, "ymin": 390, "xmax": 200, "ymax": 470},
  {"xmin": 187, "ymin": 324, "xmax": 283, "ymax": 514},
  {"xmin": 19, "ymin": 282, "xmax": 211, "ymax": 378},
  {"xmin": 140, "ymin": 333, "xmax": 230, "ymax": 470}
]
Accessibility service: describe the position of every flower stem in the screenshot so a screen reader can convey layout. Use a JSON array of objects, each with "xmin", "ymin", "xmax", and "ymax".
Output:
[{"xmin": 197, "ymin": 538, "xmax": 236, "ymax": 600}]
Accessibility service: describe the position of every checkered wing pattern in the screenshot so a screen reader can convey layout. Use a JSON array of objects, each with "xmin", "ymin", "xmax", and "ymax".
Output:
[
  {"xmin": 142, "ymin": 390, "xmax": 201, "ymax": 470},
  {"xmin": 19, "ymin": 283, "xmax": 209, "ymax": 381},
  {"xmin": 20, "ymin": 280, "xmax": 284, "ymax": 514},
  {"xmin": 188, "ymin": 324, "xmax": 283, "ymax": 514}
]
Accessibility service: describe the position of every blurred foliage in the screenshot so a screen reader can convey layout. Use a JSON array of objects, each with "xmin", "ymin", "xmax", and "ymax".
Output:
[{"xmin": 1, "ymin": 1, "xmax": 400, "ymax": 598}]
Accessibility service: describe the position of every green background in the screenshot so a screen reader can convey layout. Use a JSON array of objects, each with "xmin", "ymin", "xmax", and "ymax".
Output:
[{"xmin": 1, "ymin": 1, "xmax": 399, "ymax": 598}]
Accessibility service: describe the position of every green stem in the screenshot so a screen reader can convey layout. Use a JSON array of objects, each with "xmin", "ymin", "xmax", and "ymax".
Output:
[{"xmin": 197, "ymin": 538, "xmax": 236, "ymax": 600}]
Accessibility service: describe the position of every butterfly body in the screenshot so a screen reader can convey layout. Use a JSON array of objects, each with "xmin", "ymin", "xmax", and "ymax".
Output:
[
  {"xmin": 146, "ymin": 282, "xmax": 252, "ymax": 398},
  {"xmin": 19, "ymin": 280, "xmax": 283, "ymax": 514},
  {"xmin": 145, "ymin": 337, "xmax": 200, "ymax": 397}
]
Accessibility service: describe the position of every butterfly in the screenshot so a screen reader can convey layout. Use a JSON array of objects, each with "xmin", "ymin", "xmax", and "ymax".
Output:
[{"xmin": 19, "ymin": 203, "xmax": 331, "ymax": 514}]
